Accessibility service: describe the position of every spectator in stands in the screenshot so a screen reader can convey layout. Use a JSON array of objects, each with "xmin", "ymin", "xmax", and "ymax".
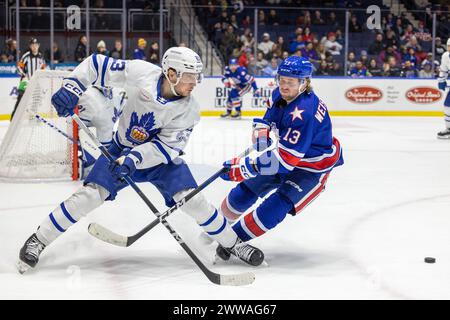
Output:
[
  {"xmin": 258, "ymin": 33, "xmax": 274, "ymax": 57},
  {"xmin": 258, "ymin": 10, "xmax": 266, "ymax": 25},
  {"xmin": 312, "ymin": 10, "xmax": 325, "ymax": 25},
  {"xmin": 360, "ymin": 50, "xmax": 369, "ymax": 67},
  {"xmin": 334, "ymin": 29, "xmax": 345, "ymax": 46},
  {"xmin": 241, "ymin": 15, "xmax": 251, "ymax": 29},
  {"xmin": 316, "ymin": 60, "xmax": 330, "ymax": 76},
  {"xmin": 5, "ymin": 39, "xmax": 17, "ymax": 62},
  {"xmin": 405, "ymin": 36, "xmax": 422, "ymax": 52},
  {"xmin": 400, "ymin": 60, "xmax": 418, "ymax": 78},
  {"xmin": 238, "ymin": 47, "xmax": 251, "ymax": 67},
  {"xmin": 349, "ymin": 14, "xmax": 363, "ymax": 33},
  {"xmin": 327, "ymin": 11, "xmax": 340, "ymax": 29},
  {"xmin": 220, "ymin": 25, "xmax": 238, "ymax": 60},
  {"xmin": 401, "ymin": 24, "xmax": 415, "ymax": 42},
  {"xmin": 369, "ymin": 33, "xmax": 386, "ymax": 55},
  {"xmin": 346, "ymin": 52, "xmax": 357, "ymax": 72},
  {"xmin": 45, "ymin": 43, "xmax": 64, "ymax": 64},
  {"xmin": 418, "ymin": 61, "xmax": 435, "ymax": 78},
  {"xmin": 1, "ymin": 53, "xmax": 9, "ymax": 63},
  {"xmin": 240, "ymin": 28, "xmax": 255, "ymax": 48},
  {"xmin": 384, "ymin": 56, "xmax": 401, "ymax": 77},
  {"xmin": 324, "ymin": 32, "xmax": 343, "ymax": 56},
  {"xmin": 316, "ymin": 43, "xmax": 327, "ymax": 60},
  {"xmin": 262, "ymin": 58, "xmax": 279, "ymax": 77},
  {"xmin": 133, "ymin": 38, "xmax": 147, "ymax": 60},
  {"xmin": 110, "ymin": 40, "xmax": 123, "ymax": 59},
  {"xmin": 393, "ymin": 18, "xmax": 404, "ymax": 38},
  {"xmin": 368, "ymin": 58, "xmax": 383, "ymax": 77},
  {"xmin": 403, "ymin": 47, "xmax": 418, "ymax": 67},
  {"xmin": 330, "ymin": 62, "xmax": 343, "ymax": 76},
  {"xmin": 434, "ymin": 37, "xmax": 446, "ymax": 61},
  {"xmin": 302, "ymin": 42, "xmax": 320, "ymax": 64},
  {"xmin": 74, "ymin": 35, "xmax": 88, "ymax": 62},
  {"xmin": 282, "ymin": 51, "xmax": 289, "ymax": 60},
  {"xmin": 230, "ymin": 14, "xmax": 239, "ymax": 29},
  {"xmin": 378, "ymin": 46, "xmax": 401, "ymax": 64},
  {"xmin": 270, "ymin": 43, "xmax": 282, "ymax": 60},
  {"xmin": 421, "ymin": 52, "xmax": 434, "ymax": 69},
  {"xmin": 276, "ymin": 36, "xmax": 288, "ymax": 54},
  {"xmin": 219, "ymin": 10, "xmax": 230, "ymax": 27},
  {"xmin": 350, "ymin": 60, "xmax": 370, "ymax": 77},
  {"xmin": 289, "ymin": 34, "xmax": 305, "ymax": 54},
  {"xmin": 255, "ymin": 51, "xmax": 268, "ymax": 75},
  {"xmin": 96, "ymin": 40, "xmax": 109, "ymax": 56},
  {"xmin": 247, "ymin": 54, "xmax": 258, "ymax": 75},
  {"xmin": 92, "ymin": 0, "xmax": 108, "ymax": 30},
  {"xmin": 383, "ymin": 29, "xmax": 399, "ymax": 50},
  {"xmin": 267, "ymin": 9, "xmax": 280, "ymax": 26},
  {"xmin": 149, "ymin": 41, "xmax": 159, "ymax": 65},
  {"xmin": 303, "ymin": 27, "xmax": 313, "ymax": 43}
]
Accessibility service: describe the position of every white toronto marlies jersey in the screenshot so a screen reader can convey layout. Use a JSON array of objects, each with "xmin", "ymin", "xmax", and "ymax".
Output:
[
  {"xmin": 78, "ymin": 86, "xmax": 127, "ymax": 145},
  {"xmin": 438, "ymin": 51, "xmax": 450, "ymax": 81},
  {"xmin": 63, "ymin": 54, "xmax": 200, "ymax": 169}
]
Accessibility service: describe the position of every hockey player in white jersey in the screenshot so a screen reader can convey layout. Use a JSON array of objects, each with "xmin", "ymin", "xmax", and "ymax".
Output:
[
  {"xmin": 437, "ymin": 38, "xmax": 450, "ymax": 139},
  {"xmin": 17, "ymin": 47, "xmax": 264, "ymax": 273}
]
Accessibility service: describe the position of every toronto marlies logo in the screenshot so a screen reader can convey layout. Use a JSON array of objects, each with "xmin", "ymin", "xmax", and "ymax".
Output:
[{"xmin": 125, "ymin": 112, "xmax": 159, "ymax": 144}]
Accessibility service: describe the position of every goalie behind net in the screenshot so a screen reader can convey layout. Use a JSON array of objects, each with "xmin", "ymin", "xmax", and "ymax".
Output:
[{"xmin": 0, "ymin": 70, "xmax": 79, "ymax": 182}]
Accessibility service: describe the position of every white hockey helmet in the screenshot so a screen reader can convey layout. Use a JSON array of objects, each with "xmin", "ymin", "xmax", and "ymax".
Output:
[{"xmin": 162, "ymin": 47, "xmax": 203, "ymax": 96}]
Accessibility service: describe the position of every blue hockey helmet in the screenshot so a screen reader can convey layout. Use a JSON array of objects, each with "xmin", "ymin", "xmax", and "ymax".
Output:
[
  {"xmin": 277, "ymin": 56, "xmax": 313, "ymax": 79},
  {"xmin": 229, "ymin": 58, "xmax": 239, "ymax": 66}
]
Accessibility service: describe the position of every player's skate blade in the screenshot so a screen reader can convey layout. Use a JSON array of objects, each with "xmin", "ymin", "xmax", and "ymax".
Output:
[
  {"xmin": 216, "ymin": 239, "xmax": 264, "ymax": 266},
  {"xmin": 220, "ymin": 111, "xmax": 232, "ymax": 118},
  {"xmin": 17, "ymin": 233, "xmax": 46, "ymax": 274},
  {"xmin": 437, "ymin": 128, "xmax": 450, "ymax": 139},
  {"xmin": 230, "ymin": 111, "xmax": 241, "ymax": 120}
]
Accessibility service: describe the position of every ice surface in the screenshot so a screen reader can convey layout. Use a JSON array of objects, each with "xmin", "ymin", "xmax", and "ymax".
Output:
[{"xmin": 0, "ymin": 116, "xmax": 449, "ymax": 299}]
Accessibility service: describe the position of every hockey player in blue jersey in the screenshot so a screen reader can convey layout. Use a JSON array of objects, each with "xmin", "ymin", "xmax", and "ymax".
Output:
[
  {"xmin": 215, "ymin": 56, "xmax": 344, "ymax": 260},
  {"xmin": 221, "ymin": 58, "xmax": 260, "ymax": 119}
]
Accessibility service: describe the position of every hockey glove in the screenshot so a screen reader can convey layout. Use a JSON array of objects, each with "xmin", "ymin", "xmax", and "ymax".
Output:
[
  {"xmin": 51, "ymin": 87, "xmax": 80, "ymax": 117},
  {"xmin": 253, "ymin": 88, "xmax": 261, "ymax": 98},
  {"xmin": 109, "ymin": 149, "xmax": 141, "ymax": 180},
  {"xmin": 252, "ymin": 118, "xmax": 272, "ymax": 152},
  {"xmin": 221, "ymin": 156, "xmax": 259, "ymax": 182},
  {"xmin": 438, "ymin": 81, "xmax": 447, "ymax": 91}
]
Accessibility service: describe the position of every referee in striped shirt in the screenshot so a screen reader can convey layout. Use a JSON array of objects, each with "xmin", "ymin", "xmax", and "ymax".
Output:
[{"xmin": 11, "ymin": 38, "xmax": 47, "ymax": 120}]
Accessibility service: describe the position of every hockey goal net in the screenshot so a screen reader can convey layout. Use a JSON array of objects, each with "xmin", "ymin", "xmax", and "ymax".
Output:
[{"xmin": 0, "ymin": 70, "xmax": 79, "ymax": 182}]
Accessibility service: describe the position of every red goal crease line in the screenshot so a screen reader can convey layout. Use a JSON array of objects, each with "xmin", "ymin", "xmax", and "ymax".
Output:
[{"xmin": 0, "ymin": 111, "xmax": 444, "ymax": 121}]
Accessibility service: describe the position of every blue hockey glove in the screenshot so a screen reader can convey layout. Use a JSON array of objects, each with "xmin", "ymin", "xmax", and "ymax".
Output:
[
  {"xmin": 253, "ymin": 88, "xmax": 261, "ymax": 98},
  {"xmin": 109, "ymin": 149, "xmax": 141, "ymax": 180},
  {"xmin": 51, "ymin": 87, "xmax": 80, "ymax": 117}
]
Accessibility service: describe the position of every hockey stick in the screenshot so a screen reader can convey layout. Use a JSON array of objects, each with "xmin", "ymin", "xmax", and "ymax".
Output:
[
  {"xmin": 33, "ymin": 112, "xmax": 79, "ymax": 145},
  {"xmin": 88, "ymin": 144, "xmax": 252, "ymax": 248},
  {"xmin": 71, "ymin": 112, "xmax": 255, "ymax": 286}
]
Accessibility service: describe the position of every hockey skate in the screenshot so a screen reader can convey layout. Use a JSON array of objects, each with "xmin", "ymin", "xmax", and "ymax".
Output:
[
  {"xmin": 216, "ymin": 238, "xmax": 264, "ymax": 266},
  {"xmin": 220, "ymin": 110, "xmax": 232, "ymax": 118},
  {"xmin": 437, "ymin": 128, "xmax": 450, "ymax": 139},
  {"xmin": 17, "ymin": 233, "xmax": 46, "ymax": 274},
  {"xmin": 230, "ymin": 111, "xmax": 242, "ymax": 120}
]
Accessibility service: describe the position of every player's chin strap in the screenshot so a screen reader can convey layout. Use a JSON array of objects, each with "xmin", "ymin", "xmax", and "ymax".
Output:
[{"xmin": 164, "ymin": 73, "xmax": 181, "ymax": 97}]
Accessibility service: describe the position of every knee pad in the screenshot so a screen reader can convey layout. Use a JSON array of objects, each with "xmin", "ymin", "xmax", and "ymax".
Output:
[
  {"xmin": 173, "ymin": 189, "xmax": 215, "ymax": 223},
  {"xmin": 65, "ymin": 183, "xmax": 109, "ymax": 219},
  {"xmin": 231, "ymin": 192, "xmax": 293, "ymax": 242},
  {"xmin": 221, "ymin": 183, "xmax": 258, "ymax": 221}
]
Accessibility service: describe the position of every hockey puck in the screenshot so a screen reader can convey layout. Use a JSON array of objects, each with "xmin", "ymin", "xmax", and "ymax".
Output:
[{"xmin": 424, "ymin": 257, "xmax": 436, "ymax": 263}]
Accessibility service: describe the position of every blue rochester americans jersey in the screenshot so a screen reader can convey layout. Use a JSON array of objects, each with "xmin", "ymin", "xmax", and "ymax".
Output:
[
  {"xmin": 222, "ymin": 66, "xmax": 257, "ymax": 91},
  {"xmin": 263, "ymin": 88, "xmax": 344, "ymax": 173}
]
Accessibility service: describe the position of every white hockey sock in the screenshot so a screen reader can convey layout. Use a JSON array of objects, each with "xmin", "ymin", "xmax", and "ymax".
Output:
[
  {"xmin": 444, "ymin": 106, "xmax": 450, "ymax": 129},
  {"xmin": 173, "ymin": 190, "xmax": 238, "ymax": 248},
  {"xmin": 36, "ymin": 183, "xmax": 110, "ymax": 245}
]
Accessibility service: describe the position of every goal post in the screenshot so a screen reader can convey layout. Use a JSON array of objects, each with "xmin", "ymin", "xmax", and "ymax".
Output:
[{"xmin": 0, "ymin": 70, "xmax": 79, "ymax": 182}]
